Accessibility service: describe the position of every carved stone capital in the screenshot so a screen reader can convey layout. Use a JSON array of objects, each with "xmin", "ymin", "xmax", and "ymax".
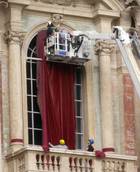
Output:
[
  {"xmin": 0, "ymin": 0, "xmax": 8, "ymax": 7},
  {"xmin": 4, "ymin": 30, "xmax": 26, "ymax": 45},
  {"xmin": 95, "ymin": 40, "xmax": 114, "ymax": 56}
]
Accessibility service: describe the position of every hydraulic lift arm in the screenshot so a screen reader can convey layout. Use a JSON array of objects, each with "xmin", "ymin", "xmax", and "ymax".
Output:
[{"xmin": 113, "ymin": 27, "xmax": 140, "ymax": 98}]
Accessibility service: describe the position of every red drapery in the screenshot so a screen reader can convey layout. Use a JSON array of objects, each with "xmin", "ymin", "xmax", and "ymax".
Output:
[{"xmin": 36, "ymin": 31, "xmax": 76, "ymax": 151}]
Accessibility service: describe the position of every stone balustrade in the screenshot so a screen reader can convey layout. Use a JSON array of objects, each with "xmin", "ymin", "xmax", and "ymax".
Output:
[{"xmin": 6, "ymin": 146, "xmax": 137, "ymax": 172}]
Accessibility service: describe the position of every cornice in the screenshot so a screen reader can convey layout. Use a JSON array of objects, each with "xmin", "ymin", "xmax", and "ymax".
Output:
[
  {"xmin": 92, "ymin": 9, "xmax": 120, "ymax": 18},
  {"xmin": 25, "ymin": 4, "xmax": 120, "ymax": 19},
  {"xmin": 25, "ymin": 3, "xmax": 93, "ymax": 18},
  {"xmin": 24, "ymin": 0, "xmax": 121, "ymax": 19},
  {"xmin": 8, "ymin": 0, "xmax": 31, "ymax": 6}
]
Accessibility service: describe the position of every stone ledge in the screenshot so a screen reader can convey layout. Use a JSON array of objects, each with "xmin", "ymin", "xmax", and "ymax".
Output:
[
  {"xmin": 6, "ymin": 145, "xmax": 137, "ymax": 161},
  {"xmin": 8, "ymin": 0, "xmax": 31, "ymax": 6}
]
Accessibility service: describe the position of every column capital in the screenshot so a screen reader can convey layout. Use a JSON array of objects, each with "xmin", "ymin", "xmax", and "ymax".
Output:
[
  {"xmin": 4, "ymin": 30, "xmax": 25, "ymax": 45},
  {"xmin": 0, "ymin": 0, "xmax": 8, "ymax": 8},
  {"xmin": 95, "ymin": 40, "xmax": 115, "ymax": 56}
]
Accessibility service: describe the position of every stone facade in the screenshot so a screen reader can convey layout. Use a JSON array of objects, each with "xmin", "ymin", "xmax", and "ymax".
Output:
[{"xmin": 0, "ymin": 0, "xmax": 140, "ymax": 171}]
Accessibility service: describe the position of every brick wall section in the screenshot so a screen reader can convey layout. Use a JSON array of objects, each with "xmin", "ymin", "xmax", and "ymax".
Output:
[{"xmin": 123, "ymin": 73, "xmax": 136, "ymax": 155}]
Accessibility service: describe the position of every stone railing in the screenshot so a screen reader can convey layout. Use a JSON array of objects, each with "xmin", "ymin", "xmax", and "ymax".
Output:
[{"xmin": 6, "ymin": 146, "xmax": 137, "ymax": 172}]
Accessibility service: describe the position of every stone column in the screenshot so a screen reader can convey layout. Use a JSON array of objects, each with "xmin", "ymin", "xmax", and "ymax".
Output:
[
  {"xmin": 95, "ymin": 40, "xmax": 115, "ymax": 152},
  {"xmin": 84, "ymin": 61, "xmax": 96, "ymax": 143},
  {"xmin": 6, "ymin": 4, "xmax": 24, "ymax": 151}
]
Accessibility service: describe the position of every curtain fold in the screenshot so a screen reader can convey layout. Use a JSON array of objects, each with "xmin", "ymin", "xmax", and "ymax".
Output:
[{"xmin": 36, "ymin": 31, "xmax": 76, "ymax": 152}]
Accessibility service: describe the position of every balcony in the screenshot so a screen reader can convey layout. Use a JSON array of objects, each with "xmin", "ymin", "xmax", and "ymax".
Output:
[{"xmin": 6, "ymin": 146, "xmax": 137, "ymax": 172}]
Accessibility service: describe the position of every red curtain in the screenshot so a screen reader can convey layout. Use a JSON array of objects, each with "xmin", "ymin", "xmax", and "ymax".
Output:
[{"xmin": 36, "ymin": 31, "xmax": 76, "ymax": 151}]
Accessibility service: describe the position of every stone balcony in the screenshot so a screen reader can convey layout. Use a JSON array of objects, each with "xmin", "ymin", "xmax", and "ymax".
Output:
[{"xmin": 6, "ymin": 146, "xmax": 137, "ymax": 172}]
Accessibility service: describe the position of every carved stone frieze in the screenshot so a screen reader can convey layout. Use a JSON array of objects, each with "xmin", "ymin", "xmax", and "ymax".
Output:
[
  {"xmin": 95, "ymin": 40, "xmax": 114, "ymax": 56},
  {"xmin": 33, "ymin": 0, "xmax": 96, "ymax": 6},
  {"xmin": 4, "ymin": 30, "xmax": 26, "ymax": 45},
  {"xmin": 35, "ymin": 0, "xmax": 73, "ymax": 6},
  {"xmin": 0, "ymin": 0, "xmax": 8, "ymax": 7}
]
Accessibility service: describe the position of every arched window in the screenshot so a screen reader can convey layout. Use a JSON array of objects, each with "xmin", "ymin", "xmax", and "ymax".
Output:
[
  {"xmin": 26, "ymin": 35, "xmax": 42, "ymax": 145},
  {"xmin": 26, "ymin": 33, "xmax": 84, "ymax": 149}
]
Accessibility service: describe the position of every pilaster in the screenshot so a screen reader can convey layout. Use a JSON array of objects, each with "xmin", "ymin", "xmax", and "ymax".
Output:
[
  {"xmin": 94, "ymin": 16, "xmax": 113, "ymax": 33},
  {"xmin": 5, "ymin": 4, "xmax": 25, "ymax": 152},
  {"xmin": 95, "ymin": 40, "xmax": 115, "ymax": 152},
  {"xmin": 84, "ymin": 61, "xmax": 96, "ymax": 144}
]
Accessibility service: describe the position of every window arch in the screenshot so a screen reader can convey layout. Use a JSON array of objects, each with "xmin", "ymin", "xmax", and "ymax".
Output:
[
  {"xmin": 26, "ymin": 29, "xmax": 84, "ymax": 149},
  {"xmin": 26, "ymin": 35, "xmax": 42, "ymax": 145}
]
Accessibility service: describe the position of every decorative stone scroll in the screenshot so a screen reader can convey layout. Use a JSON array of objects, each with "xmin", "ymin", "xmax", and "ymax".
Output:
[
  {"xmin": 4, "ymin": 30, "xmax": 26, "ymax": 45},
  {"xmin": 0, "ymin": 0, "xmax": 8, "ymax": 7},
  {"xmin": 51, "ymin": 14, "xmax": 64, "ymax": 28}
]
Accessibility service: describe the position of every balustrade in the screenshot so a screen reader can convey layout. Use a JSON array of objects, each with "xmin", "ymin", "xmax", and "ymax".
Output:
[{"xmin": 6, "ymin": 146, "xmax": 137, "ymax": 172}]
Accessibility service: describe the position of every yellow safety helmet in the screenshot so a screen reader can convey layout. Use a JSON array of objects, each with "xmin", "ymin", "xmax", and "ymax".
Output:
[{"xmin": 59, "ymin": 139, "xmax": 65, "ymax": 145}]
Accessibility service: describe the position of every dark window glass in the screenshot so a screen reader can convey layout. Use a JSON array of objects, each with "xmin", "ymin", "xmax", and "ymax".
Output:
[
  {"xmin": 27, "ymin": 96, "xmax": 32, "ymax": 111},
  {"xmin": 76, "ymin": 118, "xmax": 82, "ymax": 133},
  {"xmin": 28, "ymin": 113, "xmax": 32, "ymax": 128},
  {"xmin": 33, "ymin": 97, "xmax": 40, "ymax": 112},
  {"xmin": 34, "ymin": 114, "xmax": 42, "ymax": 129},
  {"xmin": 32, "ymin": 62, "xmax": 37, "ymax": 79},
  {"xmin": 76, "ymin": 68, "xmax": 82, "ymax": 84},
  {"xmin": 27, "ymin": 80, "xmax": 31, "ymax": 94},
  {"xmin": 28, "ymin": 129, "xmax": 33, "ymax": 144},
  {"xmin": 33, "ymin": 80, "xmax": 37, "ymax": 95},
  {"xmin": 76, "ymin": 85, "xmax": 81, "ymax": 100},
  {"xmin": 32, "ymin": 47, "xmax": 37, "ymax": 57},
  {"xmin": 34, "ymin": 130, "xmax": 42, "ymax": 145},
  {"xmin": 29, "ymin": 37, "xmax": 36, "ymax": 51},
  {"xmin": 26, "ymin": 62, "xmax": 30, "ymax": 78},
  {"xmin": 76, "ymin": 101, "xmax": 81, "ymax": 116},
  {"xmin": 27, "ymin": 48, "xmax": 32, "ymax": 57}
]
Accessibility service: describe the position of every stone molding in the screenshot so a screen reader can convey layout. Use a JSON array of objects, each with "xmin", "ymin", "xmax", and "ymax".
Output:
[
  {"xmin": 0, "ymin": 0, "xmax": 8, "ymax": 7},
  {"xmin": 38, "ymin": 0, "xmax": 73, "ymax": 6},
  {"xmin": 26, "ymin": 0, "xmax": 121, "ymax": 19},
  {"xmin": 4, "ymin": 30, "xmax": 26, "ymax": 45},
  {"xmin": 95, "ymin": 40, "xmax": 115, "ymax": 56}
]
